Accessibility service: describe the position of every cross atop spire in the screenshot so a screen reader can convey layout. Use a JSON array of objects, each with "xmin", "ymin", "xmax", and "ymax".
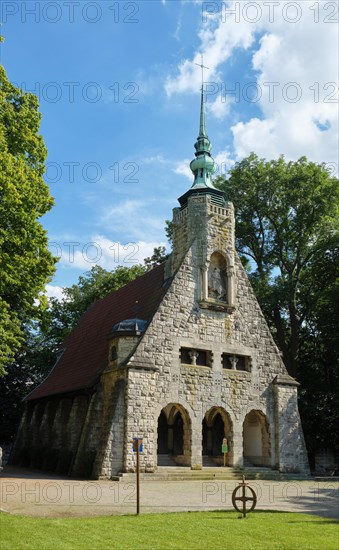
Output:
[
  {"xmin": 195, "ymin": 54, "xmax": 209, "ymax": 91},
  {"xmin": 178, "ymin": 53, "xmax": 225, "ymax": 208}
]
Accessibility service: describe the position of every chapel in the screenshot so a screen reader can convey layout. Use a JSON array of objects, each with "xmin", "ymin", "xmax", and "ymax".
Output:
[{"xmin": 11, "ymin": 86, "xmax": 310, "ymax": 478}]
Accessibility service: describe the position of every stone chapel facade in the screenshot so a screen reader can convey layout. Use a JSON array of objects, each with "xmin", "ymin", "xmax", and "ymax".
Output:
[{"xmin": 12, "ymin": 90, "xmax": 310, "ymax": 478}]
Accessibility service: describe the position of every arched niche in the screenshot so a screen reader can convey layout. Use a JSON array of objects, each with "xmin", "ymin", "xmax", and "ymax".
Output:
[
  {"xmin": 243, "ymin": 410, "xmax": 271, "ymax": 467},
  {"xmin": 200, "ymin": 251, "xmax": 235, "ymax": 309},
  {"xmin": 208, "ymin": 252, "xmax": 227, "ymax": 302}
]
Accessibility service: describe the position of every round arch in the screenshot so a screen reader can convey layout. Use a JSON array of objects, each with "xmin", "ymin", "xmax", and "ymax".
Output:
[
  {"xmin": 243, "ymin": 410, "xmax": 270, "ymax": 467},
  {"xmin": 202, "ymin": 407, "xmax": 233, "ymax": 466},
  {"xmin": 157, "ymin": 403, "xmax": 191, "ymax": 466}
]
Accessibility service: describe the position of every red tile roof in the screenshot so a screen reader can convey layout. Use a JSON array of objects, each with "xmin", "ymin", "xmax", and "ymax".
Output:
[{"xmin": 26, "ymin": 263, "xmax": 169, "ymax": 401}]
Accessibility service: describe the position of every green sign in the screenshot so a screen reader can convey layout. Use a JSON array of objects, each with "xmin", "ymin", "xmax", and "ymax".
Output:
[{"xmin": 222, "ymin": 437, "xmax": 228, "ymax": 453}]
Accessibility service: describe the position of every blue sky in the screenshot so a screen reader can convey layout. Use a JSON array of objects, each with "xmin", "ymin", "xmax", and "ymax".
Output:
[{"xmin": 1, "ymin": 0, "xmax": 338, "ymax": 299}]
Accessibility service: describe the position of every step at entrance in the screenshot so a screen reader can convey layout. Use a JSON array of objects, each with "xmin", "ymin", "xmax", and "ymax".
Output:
[{"xmin": 157, "ymin": 454, "xmax": 180, "ymax": 467}]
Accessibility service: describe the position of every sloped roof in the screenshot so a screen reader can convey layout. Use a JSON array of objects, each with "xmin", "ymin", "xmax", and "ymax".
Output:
[{"xmin": 26, "ymin": 263, "xmax": 169, "ymax": 401}]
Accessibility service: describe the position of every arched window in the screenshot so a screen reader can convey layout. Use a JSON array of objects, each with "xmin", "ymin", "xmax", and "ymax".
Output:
[{"xmin": 208, "ymin": 252, "xmax": 227, "ymax": 302}]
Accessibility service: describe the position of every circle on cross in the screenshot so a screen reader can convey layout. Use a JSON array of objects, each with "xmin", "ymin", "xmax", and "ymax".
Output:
[{"xmin": 231, "ymin": 476, "xmax": 257, "ymax": 518}]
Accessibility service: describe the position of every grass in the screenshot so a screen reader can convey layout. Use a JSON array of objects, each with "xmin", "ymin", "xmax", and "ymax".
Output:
[{"xmin": 1, "ymin": 510, "xmax": 338, "ymax": 550}]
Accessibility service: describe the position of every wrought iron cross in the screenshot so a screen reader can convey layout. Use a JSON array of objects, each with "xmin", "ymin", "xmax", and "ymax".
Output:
[{"xmin": 195, "ymin": 54, "xmax": 209, "ymax": 90}]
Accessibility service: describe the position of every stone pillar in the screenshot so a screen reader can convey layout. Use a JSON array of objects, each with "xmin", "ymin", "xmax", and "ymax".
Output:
[
  {"xmin": 273, "ymin": 375, "xmax": 310, "ymax": 474},
  {"xmin": 227, "ymin": 266, "xmax": 235, "ymax": 306},
  {"xmin": 92, "ymin": 375, "xmax": 127, "ymax": 479},
  {"xmin": 190, "ymin": 417, "xmax": 202, "ymax": 469},
  {"xmin": 124, "ymin": 368, "xmax": 159, "ymax": 473},
  {"xmin": 71, "ymin": 392, "xmax": 98, "ymax": 478},
  {"xmin": 68, "ymin": 395, "xmax": 89, "ymax": 454},
  {"xmin": 232, "ymin": 417, "xmax": 243, "ymax": 467}
]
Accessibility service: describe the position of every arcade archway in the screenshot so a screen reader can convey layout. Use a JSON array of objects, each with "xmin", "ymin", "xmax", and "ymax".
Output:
[
  {"xmin": 202, "ymin": 407, "xmax": 233, "ymax": 466},
  {"xmin": 157, "ymin": 404, "xmax": 191, "ymax": 466},
  {"xmin": 243, "ymin": 410, "xmax": 270, "ymax": 467}
]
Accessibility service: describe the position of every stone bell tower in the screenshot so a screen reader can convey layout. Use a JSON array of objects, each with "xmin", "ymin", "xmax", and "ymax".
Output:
[{"xmin": 169, "ymin": 85, "xmax": 236, "ymax": 313}]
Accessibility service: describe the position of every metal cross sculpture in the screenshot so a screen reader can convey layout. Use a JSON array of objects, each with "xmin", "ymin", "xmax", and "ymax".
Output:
[
  {"xmin": 195, "ymin": 54, "xmax": 210, "ymax": 89},
  {"xmin": 232, "ymin": 475, "xmax": 257, "ymax": 518}
]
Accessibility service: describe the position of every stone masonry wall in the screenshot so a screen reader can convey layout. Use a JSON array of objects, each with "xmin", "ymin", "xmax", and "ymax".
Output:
[{"xmin": 119, "ymin": 193, "xmax": 309, "ymax": 476}]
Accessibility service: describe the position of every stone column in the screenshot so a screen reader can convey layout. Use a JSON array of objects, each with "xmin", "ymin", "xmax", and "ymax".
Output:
[
  {"xmin": 273, "ymin": 375, "xmax": 310, "ymax": 474},
  {"xmin": 190, "ymin": 417, "xmax": 202, "ymax": 469},
  {"xmin": 231, "ymin": 417, "xmax": 243, "ymax": 467}
]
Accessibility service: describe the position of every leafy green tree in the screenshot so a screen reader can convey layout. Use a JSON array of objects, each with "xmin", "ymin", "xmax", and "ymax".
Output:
[
  {"xmin": 0, "ymin": 263, "xmax": 147, "ymax": 442},
  {"xmin": 297, "ymin": 245, "xmax": 339, "ymax": 462},
  {"xmin": 215, "ymin": 153, "xmax": 339, "ymax": 378},
  {"xmin": 0, "ymin": 326, "xmax": 55, "ymax": 442},
  {"xmin": 144, "ymin": 246, "xmax": 168, "ymax": 269},
  {"xmin": 0, "ymin": 65, "xmax": 56, "ymax": 375},
  {"xmin": 46, "ymin": 264, "xmax": 147, "ymax": 344}
]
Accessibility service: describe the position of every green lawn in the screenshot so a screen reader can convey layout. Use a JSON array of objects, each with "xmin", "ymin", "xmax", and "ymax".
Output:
[{"xmin": 1, "ymin": 511, "xmax": 338, "ymax": 550}]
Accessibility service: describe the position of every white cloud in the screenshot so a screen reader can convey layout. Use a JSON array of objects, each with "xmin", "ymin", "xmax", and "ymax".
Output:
[
  {"xmin": 165, "ymin": 3, "xmax": 257, "ymax": 97},
  {"xmin": 213, "ymin": 150, "xmax": 235, "ymax": 176},
  {"xmin": 232, "ymin": 9, "xmax": 339, "ymax": 164},
  {"xmin": 174, "ymin": 159, "xmax": 193, "ymax": 181},
  {"xmin": 164, "ymin": 1, "xmax": 339, "ymax": 166},
  {"xmin": 207, "ymin": 94, "xmax": 232, "ymax": 120},
  {"xmin": 45, "ymin": 284, "xmax": 65, "ymax": 301}
]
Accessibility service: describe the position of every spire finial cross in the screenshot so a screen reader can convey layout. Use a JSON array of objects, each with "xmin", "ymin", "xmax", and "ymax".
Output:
[{"xmin": 195, "ymin": 54, "xmax": 209, "ymax": 91}]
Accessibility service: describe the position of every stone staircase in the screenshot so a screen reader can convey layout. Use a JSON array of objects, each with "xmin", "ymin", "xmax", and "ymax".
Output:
[
  {"xmin": 112, "ymin": 464, "xmax": 310, "ymax": 482},
  {"xmin": 157, "ymin": 455, "xmax": 180, "ymax": 467}
]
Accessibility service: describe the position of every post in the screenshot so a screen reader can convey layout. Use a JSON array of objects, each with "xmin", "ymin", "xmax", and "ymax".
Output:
[{"xmin": 136, "ymin": 439, "xmax": 140, "ymax": 515}]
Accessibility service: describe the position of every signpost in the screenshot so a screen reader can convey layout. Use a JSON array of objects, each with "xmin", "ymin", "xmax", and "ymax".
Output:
[
  {"xmin": 221, "ymin": 437, "xmax": 228, "ymax": 467},
  {"xmin": 133, "ymin": 437, "xmax": 143, "ymax": 515}
]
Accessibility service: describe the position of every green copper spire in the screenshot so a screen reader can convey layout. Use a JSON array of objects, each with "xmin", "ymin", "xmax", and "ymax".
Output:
[
  {"xmin": 178, "ymin": 56, "xmax": 225, "ymax": 209},
  {"xmin": 199, "ymin": 85, "xmax": 207, "ymax": 138},
  {"xmin": 189, "ymin": 84, "xmax": 216, "ymax": 189}
]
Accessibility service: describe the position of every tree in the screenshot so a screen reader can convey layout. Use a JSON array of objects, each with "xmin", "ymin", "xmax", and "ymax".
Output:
[
  {"xmin": 46, "ymin": 264, "xmax": 147, "ymax": 344},
  {"xmin": 0, "ymin": 65, "xmax": 56, "ymax": 375},
  {"xmin": 144, "ymin": 246, "xmax": 168, "ymax": 269},
  {"xmin": 297, "ymin": 244, "xmax": 339, "ymax": 462},
  {"xmin": 0, "ymin": 263, "xmax": 147, "ymax": 442},
  {"xmin": 215, "ymin": 153, "xmax": 339, "ymax": 378}
]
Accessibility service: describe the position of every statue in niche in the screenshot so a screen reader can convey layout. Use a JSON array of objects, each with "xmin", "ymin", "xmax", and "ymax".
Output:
[{"xmin": 208, "ymin": 252, "xmax": 227, "ymax": 302}]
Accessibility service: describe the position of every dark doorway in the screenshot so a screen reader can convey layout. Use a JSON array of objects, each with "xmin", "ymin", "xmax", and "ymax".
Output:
[
  {"xmin": 211, "ymin": 413, "xmax": 224, "ymax": 456},
  {"xmin": 157, "ymin": 411, "xmax": 168, "ymax": 455},
  {"xmin": 172, "ymin": 412, "xmax": 184, "ymax": 455},
  {"xmin": 202, "ymin": 418, "xmax": 209, "ymax": 455},
  {"xmin": 202, "ymin": 411, "xmax": 227, "ymax": 456}
]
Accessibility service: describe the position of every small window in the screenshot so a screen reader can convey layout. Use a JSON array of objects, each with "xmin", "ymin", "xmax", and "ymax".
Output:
[
  {"xmin": 222, "ymin": 353, "xmax": 250, "ymax": 372},
  {"xmin": 111, "ymin": 346, "xmax": 117, "ymax": 361},
  {"xmin": 180, "ymin": 347, "xmax": 211, "ymax": 367}
]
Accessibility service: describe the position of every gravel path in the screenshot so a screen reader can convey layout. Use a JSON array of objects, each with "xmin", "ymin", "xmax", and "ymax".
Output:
[{"xmin": 1, "ymin": 467, "xmax": 338, "ymax": 519}]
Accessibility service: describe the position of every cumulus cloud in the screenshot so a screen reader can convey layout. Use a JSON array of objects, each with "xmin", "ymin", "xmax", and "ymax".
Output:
[
  {"xmin": 213, "ymin": 150, "xmax": 235, "ymax": 176},
  {"xmin": 164, "ymin": 1, "xmax": 338, "ymax": 167},
  {"xmin": 45, "ymin": 284, "xmax": 65, "ymax": 301},
  {"xmin": 174, "ymin": 159, "xmax": 193, "ymax": 181}
]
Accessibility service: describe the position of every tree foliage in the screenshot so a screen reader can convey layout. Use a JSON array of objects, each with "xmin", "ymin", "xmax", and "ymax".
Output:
[
  {"xmin": 0, "ymin": 263, "xmax": 147, "ymax": 442},
  {"xmin": 0, "ymin": 65, "xmax": 56, "ymax": 375},
  {"xmin": 215, "ymin": 153, "xmax": 339, "ymax": 459},
  {"xmin": 297, "ymin": 245, "xmax": 339, "ymax": 460},
  {"xmin": 144, "ymin": 246, "xmax": 168, "ymax": 269},
  {"xmin": 215, "ymin": 153, "xmax": 339, "ymax": 378}
]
